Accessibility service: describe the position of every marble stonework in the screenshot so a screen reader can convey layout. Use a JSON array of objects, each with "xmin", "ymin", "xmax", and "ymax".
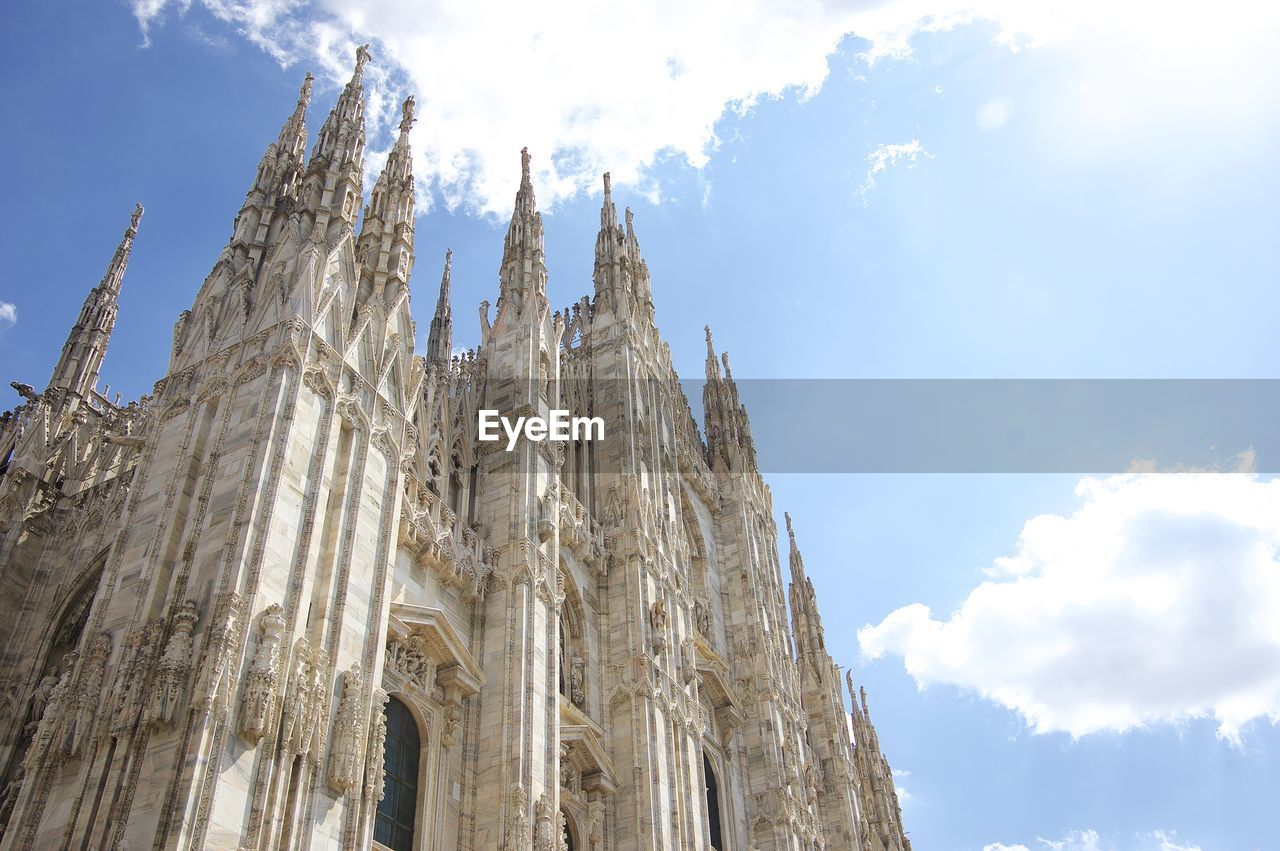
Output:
[{"xmin": 0, "ymin": 46, "xmax": 910, "ymax": 851}]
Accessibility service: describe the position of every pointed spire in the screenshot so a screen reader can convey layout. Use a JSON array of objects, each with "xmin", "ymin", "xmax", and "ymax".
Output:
[
  {"xmin": 277, "ymin": 72, "xmax": 313, "ymax": 160},
  {"xmin": 510, "ymin": 146, "xmax": 538, "ymax": 222},
  {"xmin": 48, "ymin": 204, "xmax": 143, "ymax": 398},
  {"xmin": 599, "ymin": 172, "xmax": 618, "ymax": 231},
  {"xmin": 704, "ymin": 325, "xmax": 721, "ymax": 381},
  {"xmin": 785, "ymin": 511, "xmax": 803, "ymax": 572},
  {"xmin": 304, "ymin": 44, "xmax": 370, "ymax": 231},
  {"xmin": 355, "ymin": 92, "xmax": 417, "ymax": 312},
  {"xmin": 426, "ymin": 249, "xmax": 453, "ymax": 364},
  {"xmin": 499, "ymin": 147, "xmax": 546, "ymax": 303}
]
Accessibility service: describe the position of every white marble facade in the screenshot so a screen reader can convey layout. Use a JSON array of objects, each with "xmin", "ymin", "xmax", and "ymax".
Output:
[{"xmin": 0, "ymin": 47, "xmax": 910, "ymax": 851}]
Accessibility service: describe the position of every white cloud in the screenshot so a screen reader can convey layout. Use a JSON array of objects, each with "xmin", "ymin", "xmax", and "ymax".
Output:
[
  {"xmin": 860, "ymin": 140, "xmax": 930, "ymax": 205},
  {"xmin": 860, "ymin": 472, "xmax": 1280, "ymax": 742},
  {"xmin": 127, "ymin": 0, "xmax": 1280, "ymax": 214},
  {"xmin": 0, "ymin": 301, "xmax": 16, "ymax": 326},
  {"xmin": 985, "ymin": 829, "xmax": 1203, "ymax": 851},
  {"xmin": 1037, "ymin": 831, "xmax": 1106, "ymax": 851},
  {"xmin": 1149, "ymin": 831, "xmax": 1202, "ymax": 851},
  {"xmin": 891, "ymin": 767, "xmax": 913, "ymax": 805}
]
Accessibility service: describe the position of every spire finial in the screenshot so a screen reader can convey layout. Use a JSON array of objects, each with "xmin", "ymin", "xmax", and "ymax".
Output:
[
  {"xmin": 785, "ymin": 511, "xmax": 795, "ymax": 542},
  {"xmin": 441, "ymin": 248, "xmax": 452, "ymax": 295},
  {"xmin": 355, "ymin": 43, "xmax": 372, "ymax": 77},
  {"xmin": 399, "ymin": 95, "xmax": 416, "ymax": 134},
  {"xmin": 705, "ymin": 325, "xmax": 714, "ymax": 357},
  {"xmin": 128, "ymin": 203, "xmax": 144, "ymax": 237},
  {"xmin": 299, "ymin": 72, "xmax": 315, "ymax": 107},
  {"xmin": 603, "ymin": 172, "xmax": 612, "ymax": 196},
  {"xmin": 625, "ymin": 206, "xmax": 634, "ymax": 233},
  {"xmin": 520, "ymin": 147, "xmax": 531, "ymax": 183}
]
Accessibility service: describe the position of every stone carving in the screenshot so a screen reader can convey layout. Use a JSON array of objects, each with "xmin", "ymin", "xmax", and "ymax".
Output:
[
  {"xmin": 0, "ymin": 765, "xmax": 24, "ymax": 835},
  {"xmin": 534, "ymin": 792, "xmax": 555, "ymax": 851},
  {"xmin": 570, "ymin": 651, "xmax": 585, "ymax": 708},
  {"xmin": 695, "ymin": 600, "xmax": 711, "ymax": 638},
  {"xmin": 24, "ymin": 664, "xmax": 70, "ymax": 771},
  {"xmin": 194, "ymin": 591, "xmax": 242, "ymax": 716},
  {"xmin": 441, "ymin": 701, "xmax": 462, "ymax": 748},
  {"xmin": 587, "ymin": 800, "xmax": 605, "ymax": 848},
  {"xmin": 364, "ymin": 689, "xmax": 389, "ymax": 802},
  {"xmin": 649, "ymin": 600, "xmax": 667, "ymax": 652},
  {"xmin": 148, "ymin": 600, "xmax": 199, "ymax": 728},
  {"xmin": 504, "ymin": 784, "xmax": 530, "ymax": 851},
  {"xmin": 27, "ymin": 673, "xmax": 58, "ymax": 736},
  {"xmin": 386, "ymin": 632, "xmax": 436, "ymax": 692},
  {"xmin": 280, "ymin": 638, "xmax": 329, "ymax": 762},
  {"xmin": 240, "ymin": 604, "xmax": 285, "ymax": 744},
  {"xmin": 9, "ymin": 381, "xmax": 39, "ymax": 402},
  {"xmin": 328, "ymin": 664, "xmax": 366, "ymax": 794},
  {"xmin": 61, "ymin": 631, "xmax": 110, "ymax": 757}
]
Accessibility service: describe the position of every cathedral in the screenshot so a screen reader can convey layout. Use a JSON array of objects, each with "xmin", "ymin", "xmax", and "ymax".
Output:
[{"xmin": 0, "ymin": 46, "xmax": 910, "ymax": 851}]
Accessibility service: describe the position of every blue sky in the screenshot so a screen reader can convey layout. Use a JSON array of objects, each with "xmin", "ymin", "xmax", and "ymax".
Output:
[{"xmin": 2, "ymin": 2, "xmax": 1279, "ymax": 849}]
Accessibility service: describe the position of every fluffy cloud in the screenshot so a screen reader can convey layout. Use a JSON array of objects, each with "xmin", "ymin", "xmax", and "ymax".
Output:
[
  {"xmin": 985, "ymin": 829, "xmax": 1202, "ymax": 851},
  {"xmin": 0, "ymin": 301, "xmax": 16, "ymax": 326},
  {"xmin": 860, "ymin": 473, "xmax": 1280, "ymax": 742},
  {"xmin": 860, "ymin": 140, "xmax": 931, "ymax": 204},
  {"xmin": 128, "ymin": 0, "xmax": 1280, "ymax": 214}
]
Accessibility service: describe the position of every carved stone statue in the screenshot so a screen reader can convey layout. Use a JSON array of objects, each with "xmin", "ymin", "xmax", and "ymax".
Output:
[
  {"xmin": 695, "ymin": 601, "xmax": 711, "ymax": 638},
  {"xmin": 328, "ymin": 665, "xmax": 366, "ymax": 794},
  {"xmin": 534, "ymin": 793, "xmax": 555, "ymax": 851},
  {"xmin": 504, "ymin": 784, "xmax": 530, "ymax": 851},
  {"xmin": 570, "ymin": 651, "xmax": 585, "ymax": 707},
  {"xmin": 240, "ymin": 604, "xmax": 285, "ymax": 743},
  {"xmin": 9, "ymin": 382, "xmax": 38, "ymax": 403},
  {"xmin": 587, "ymin": 800, "xmax": 605, "ymax": 848},
  {"xmin": 27, "ymin": 672, "xmax": 58, "ymax": 734}
]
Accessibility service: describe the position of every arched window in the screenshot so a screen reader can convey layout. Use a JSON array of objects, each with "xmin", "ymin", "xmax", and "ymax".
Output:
[
  {"xmin": 375, "ymin": 697, "xmax": 421, "ymax": 851},
  {"xmin": 704, "ymin": 752, "xmax": 723, "ymax": 851}
]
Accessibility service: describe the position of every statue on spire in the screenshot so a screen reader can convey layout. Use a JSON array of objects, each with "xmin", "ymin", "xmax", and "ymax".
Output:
[
  {"xmin": 128, "ymin": 203, "xmax": 144, "ymax": 237},
  {"xmin": 299, "ymin": 72, "xmax": 314, "ymax": 106},
  {"xmin": 399, "ymin": 95, "xmax": 416, "ymax": 134},
  {"xmin": 355, "ymin": 43, "xmax": 372, "ymax": 76}
]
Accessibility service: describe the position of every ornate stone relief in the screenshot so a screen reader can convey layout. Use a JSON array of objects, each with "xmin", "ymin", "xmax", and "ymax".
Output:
[
  {"xmin": 328, "ymin": 664, "xmax": 366, "ymax": 794},
  {"xmin": 239, "ymin": 604, "xmax": 285, "ymax": 743},
  {"xmin": 148, "ymin": 600, "xmax": 199, "ymax": 728}
]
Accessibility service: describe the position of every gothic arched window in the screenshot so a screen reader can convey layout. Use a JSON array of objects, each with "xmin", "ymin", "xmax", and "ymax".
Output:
[
  {"xmin": 704, "ymin": 752, "xmax": 723, "ymax": 851},
  {"xmin": 375, "ymin": 697, "xmax": 421, "ymax": 851}
]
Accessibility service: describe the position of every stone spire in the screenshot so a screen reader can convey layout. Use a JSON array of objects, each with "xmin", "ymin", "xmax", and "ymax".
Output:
[
  {"xmin": 848, "ymin": 671, "xmax": 913, "ymax": 851},
  {"xmin": 497, "ymin": 147, "xmax": 547, "ymax": 312},
  {"xmin": 276, "ymin": 72, "xmax": 314, "ymax": 166},
  {"xmin": 47, "ymin": 203, "xmax": 142, "ymax": 400},
  {"xmin": 425, "ymin": 249, "xmax": 453, "ymax": 364},
  {"xmin": 302, "ymin": 44, "xmax": 370, "ymax": 236},
  {"xmin": 702, "ymin": 327, "xmax": 757, "ymax": 474},
  {"xmin": 226, "ymin": 72, "xmax": 313, "ymax": 272},
  {"xmin": 785, "ymin": 512, "xmax": 825, "ymax": 659},
  {"xmin": 592, "ymin": 173, "xmax": 653, "ymax": 318},
  {"xmin": 354, "ymin": 93, "xmax": 417, "ymax": 314}
]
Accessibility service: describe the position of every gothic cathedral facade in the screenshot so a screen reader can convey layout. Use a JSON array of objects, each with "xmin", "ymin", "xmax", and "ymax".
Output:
[{"xmin": 0, "ymin": 48, "xmax": 910, "ymax": 851}]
